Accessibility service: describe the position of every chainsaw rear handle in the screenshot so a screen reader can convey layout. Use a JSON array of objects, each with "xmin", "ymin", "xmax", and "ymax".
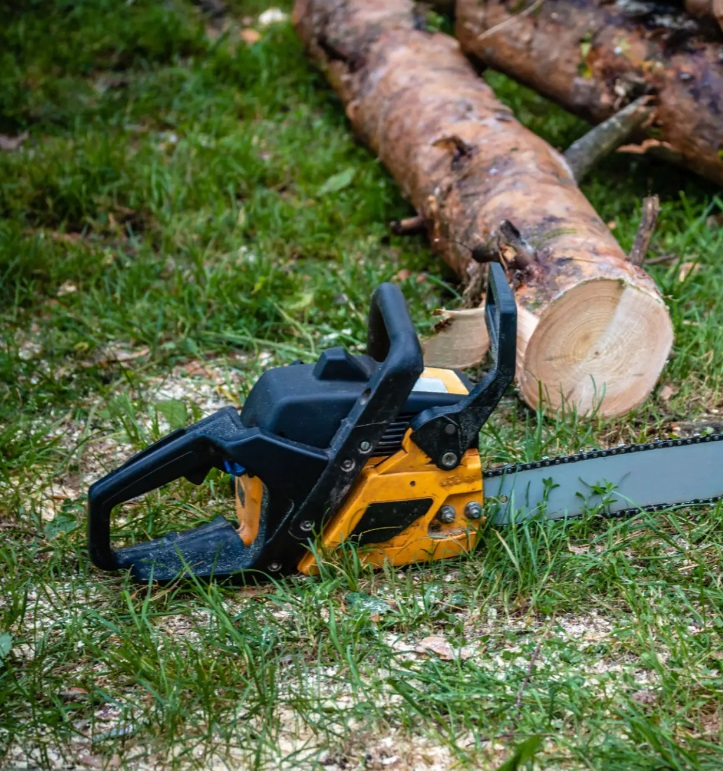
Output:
[
  {"xmin": 87, "ymin": 283, "xmax": 424, "ymax": 580},
  {"xmin": 87, "ymin": 408, "xmax": 244, "ymax": 572}
]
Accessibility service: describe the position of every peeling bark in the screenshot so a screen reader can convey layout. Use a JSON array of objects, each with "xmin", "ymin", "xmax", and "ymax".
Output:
[
  {"xmin": 456, "ymin": 0, "xmax": 723, "ymax": 187},
  {"xmin": 294, "ymin": 0, "xmax": 673, "ymax": 416}
]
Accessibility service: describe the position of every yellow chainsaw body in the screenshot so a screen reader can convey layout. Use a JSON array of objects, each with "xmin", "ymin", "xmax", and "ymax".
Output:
[{"xmin": 234, "ymin": 368, "xmax": 486, "ymax": 573}]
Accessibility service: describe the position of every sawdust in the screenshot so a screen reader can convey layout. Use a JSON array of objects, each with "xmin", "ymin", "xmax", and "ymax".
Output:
[{"xmin": 4, "ymin": 356, "xmax": 250, "ymax": 528}]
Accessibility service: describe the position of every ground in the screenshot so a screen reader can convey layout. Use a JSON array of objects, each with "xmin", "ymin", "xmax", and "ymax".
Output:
[{"xmin": 0, "ymin": 1, "xmax": 722, "ymax": 769}]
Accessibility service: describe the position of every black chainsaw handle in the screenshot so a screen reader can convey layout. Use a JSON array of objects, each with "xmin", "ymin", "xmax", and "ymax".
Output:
[
  {"xmin": 366, "ymin": 282, "xmax": 421, "ymax": 366},
  {"xmin": 87, "ymin": 408, "xmax": 241, "ymax": 572}
]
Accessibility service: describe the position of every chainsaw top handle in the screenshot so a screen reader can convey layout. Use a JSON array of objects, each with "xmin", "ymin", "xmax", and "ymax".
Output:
[{"xmin": 87, "ymin": 282, "xmax": 424, "ymax": 581}]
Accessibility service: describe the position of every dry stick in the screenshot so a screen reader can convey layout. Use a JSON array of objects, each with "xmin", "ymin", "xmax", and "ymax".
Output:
[
  {"xmin": 564, "ymin": 98, "xmax": 655, "ymax": 183},
  {"xmin": 514, "ymin": 643, "xmax": 542, "ymax": 714},
  {"xmin": 390, "ymin": 214, "xmax": 426, "ymax": 236},
  {"xmin": 629, "ymin": 196, "xmax": 661, "ymax": 267},
  {"xmin": 645, "ymin": 253, "xmax": 678, "ymax": 265}
]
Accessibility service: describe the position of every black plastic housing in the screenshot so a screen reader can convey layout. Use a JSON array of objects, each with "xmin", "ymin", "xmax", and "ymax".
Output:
[{"xmin": 241, "ymin": 349, "xmax": 466, "ymax": 450}]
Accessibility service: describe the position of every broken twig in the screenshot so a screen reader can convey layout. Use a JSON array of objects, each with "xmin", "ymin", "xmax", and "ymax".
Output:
[
  {"xmin": 629, "ymin": 195, "xmax": 661, "ymax": 267},
  {"xmin": 390, "ymin": 214, "xmax": 426, "ymax": 236},
  {"xmin": 497, "ymin": 220, "xmax": 537, "ymax": 270},
  {"xmin": 564, "ymin": 97, "xmax": 655, "ymax": 183},
  {"xmin": 514, "ymin": 643, "xmax": 542, "ymax": 714}
]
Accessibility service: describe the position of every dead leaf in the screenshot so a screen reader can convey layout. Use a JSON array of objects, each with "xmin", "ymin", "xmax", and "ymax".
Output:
[
  {"xmin": 568, "ymin": 544, "xmax": 588, "ymax": 555},
  {"xmin": 631, "ymin": 689, "xmax": 657, "ymax": 705},
  {"xmin": 241, "ymin": 28, "xmax": 261, "ymax": 44},
  {"xmin": 678, "ymin": 261, "xmax": 700, "ymax": 282},
  {"xmin": 183, "ymin": 360, "xmax": 213, "ymax": 378},
  {"xmin": 699, "ymin": 708, "xmax": 720, "ymax": 736},
  {"xmin": 57, "ymin": 281, "xmax": 78, "ymax": 296},
  {"xmin": 78, "ymin": 345, "xmax": 150, "ymax": 369},
  {"xmin": 394, "ymin": 269, "xmax": 412, "ymax": 281},
  {"xmin": 417, "ymin": 635, "xmax": 473, "ymax": 661},
  {"xmin": 59, "ymin": 687, "xmax": 89, "ymax": 702},
  {"xmin": 659, "ymin": 383, "xmax": 679, "ymax": 403},
  {"xmin": 0, "ymin": 131, "xmax": 28, "ymax": 152}
]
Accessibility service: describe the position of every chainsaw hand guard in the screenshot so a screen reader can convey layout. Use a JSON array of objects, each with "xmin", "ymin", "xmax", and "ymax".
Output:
[{"xmin": 88, "ymin": 283, "xmax": 425, "ymax": 581}]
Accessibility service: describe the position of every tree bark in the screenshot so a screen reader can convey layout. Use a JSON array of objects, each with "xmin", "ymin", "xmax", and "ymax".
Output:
[
  {"xmin": 456, "ymin": 0, "xmax": 723, "ymax": 187},
  {"xmin": 294, "ymin": 0, "xmax": 672, "ymax": 417}
]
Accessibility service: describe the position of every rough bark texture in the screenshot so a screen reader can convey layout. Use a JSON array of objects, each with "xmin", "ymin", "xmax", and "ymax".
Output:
[
  {"xmin": 456, "ymin": 0, "xmax": 723, "ymax": 187},
  {"xmin": 294, "ymin": 0, "xmax": 673, "ymax": 417}
]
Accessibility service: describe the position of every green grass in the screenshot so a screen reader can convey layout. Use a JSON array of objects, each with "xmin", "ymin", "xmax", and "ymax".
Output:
[{"xmin": 1, "ymin": 2, "xmax": 722, "ymax": 769}]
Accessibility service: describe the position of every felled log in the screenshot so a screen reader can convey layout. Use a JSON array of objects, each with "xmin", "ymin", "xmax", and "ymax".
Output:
[
  {"xmin": 456, "ymin": 0, "xmax": 723, "ymax": 187},
  {"xmin": 294, "ymin": 0, "xmax": 673, "ymax": 417}
]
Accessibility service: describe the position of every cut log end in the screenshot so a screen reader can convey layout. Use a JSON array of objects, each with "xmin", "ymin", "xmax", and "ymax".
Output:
[
  {"xmin": 519, "ymin": 280, "xmax": 673, "ymax": 418},
  {"xmin": 422, "ymin": 307, "xmax": 490, "ymax": 369}
]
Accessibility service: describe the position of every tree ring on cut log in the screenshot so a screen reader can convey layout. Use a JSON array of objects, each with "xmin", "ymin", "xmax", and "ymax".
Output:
[{"xmin": 519, "ymin": 280, "xmax": 673, "ymax": 418}]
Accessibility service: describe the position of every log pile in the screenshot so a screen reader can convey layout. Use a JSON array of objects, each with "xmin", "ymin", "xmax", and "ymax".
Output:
[
  {"xmin": 456, "ymin": 0, "xmax": 723, "ymax": 186},
  {"xmin": 294, "ymin": 0, "xmax": 673, "ymax": 417}
]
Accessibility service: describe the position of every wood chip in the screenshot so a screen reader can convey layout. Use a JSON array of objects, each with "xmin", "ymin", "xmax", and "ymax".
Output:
[
  {"xmin": 241, "ymin": 28, "xmax": 261, "ymax": 44},
  {"xmin": 0, "ymin": 131, "xmax": 28, "ymax": 152},
  {"xmin": 417, "ymin": 635, "xmax": 473, "ymax": 661},
  {"xmin": 678, "ymin": 261, "xmax": 701, "ymax": 282}
]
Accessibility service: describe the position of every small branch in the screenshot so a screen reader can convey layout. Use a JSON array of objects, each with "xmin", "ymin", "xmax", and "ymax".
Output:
[
  {"xmin": 564, "ymin": 97, "xmax": 655, "ymax": 183},
  {"xmin": 629, "ymin": 195, "xmax": 661, "ymax": 267},
  {"xmin": 513, "ymin": 643, "xmax": 542, "ymax": 714},
  {"xmin": 390, "ymin": 214, "xmax": 426, "ymax": 236},
  {"xmin": 497, "ymin": 220, "xmax": 537, "ymax": 270}
]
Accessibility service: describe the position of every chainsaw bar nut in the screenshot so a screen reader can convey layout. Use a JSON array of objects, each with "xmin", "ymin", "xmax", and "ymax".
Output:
[
  {"xmin": 464, "ymin": 501, "xmax": 483, "ymax": 520},
  {"xmin": 436, "ymin": 505, "xmax": 456, "ymax": 524}
]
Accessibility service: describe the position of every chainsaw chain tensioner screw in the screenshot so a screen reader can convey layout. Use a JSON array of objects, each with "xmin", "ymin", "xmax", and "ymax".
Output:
[
  {"xmin": 341, "ymin": 459, "xmax": 355, "ymax": 472},
  {"xmin": 437, "ymin": 505, "xmax": 456, "ymax": 524},
  {"xmin": 299, "ymin": 520, "xmax": 314, "ymax": 532},
  {"xmin": 464, "ymin": 501, "xmax": 483, "ymax": 520},
  {"xmin": 267, "ymin": 562, "xmax": 282, "ymax": 572}
]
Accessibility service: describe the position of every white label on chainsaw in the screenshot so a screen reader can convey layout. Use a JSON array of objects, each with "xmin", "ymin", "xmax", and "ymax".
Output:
[{"xmin": 412, "ymin": 377, "xmax": 448, "ymax": 394}]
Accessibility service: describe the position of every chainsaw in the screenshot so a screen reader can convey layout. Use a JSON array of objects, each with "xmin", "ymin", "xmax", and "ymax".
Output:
[{"xmin": 88, "ymin": 264, "xmax": 723, "ymax": 581}]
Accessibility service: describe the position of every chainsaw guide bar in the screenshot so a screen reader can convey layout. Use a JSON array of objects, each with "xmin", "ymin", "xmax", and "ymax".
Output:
[
  {"xmin": 87, "ymin": 264, "xmax": 722, "ymax": 581},
  {"xmin": 484, "ymin": 432, "xmax": 723, "ymax": 525}
]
